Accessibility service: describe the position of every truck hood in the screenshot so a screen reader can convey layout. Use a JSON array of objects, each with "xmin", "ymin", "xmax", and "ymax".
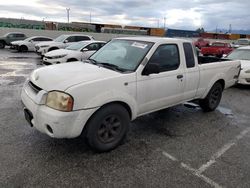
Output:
[
  {"xmin": 45, "ymin": 49, "xmax": 80, "ymax": 57},
  {"xmin": 30, "ymin": 62, "xmax": 121, "ymax": 91}
]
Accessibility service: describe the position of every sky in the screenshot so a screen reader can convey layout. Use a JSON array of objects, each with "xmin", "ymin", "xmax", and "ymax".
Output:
[{"xmin": 0, "ymin": 0, "xmax": 250, "ymax": 31}]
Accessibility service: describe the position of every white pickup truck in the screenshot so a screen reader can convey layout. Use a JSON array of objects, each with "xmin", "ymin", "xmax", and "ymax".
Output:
[{"xmin": 21, "ymin": 37, "xmax": 240, "ymax": 152}]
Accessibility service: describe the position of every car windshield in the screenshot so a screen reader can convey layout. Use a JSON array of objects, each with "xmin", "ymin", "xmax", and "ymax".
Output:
[
  {"xmin": 211, "ymin": 43, "xmax": 225, "ymax": 47},
  {"xmin": 237, "ymin": 40, "xmax": 249, "ymax": 45},
  {"xmin": 226, "ymin": 49, "xmax": 250, "ymax": 61},
  {"xmin": 66, "ymin": 41, "xmax": 89, "ymax": 51},
  {"xmin": 54, "ymin": 35, "xmax": 68, "ymax": 42},
  {"xmin": 89, "ymin": 39, "xmax": 154, "ymax": 72}
]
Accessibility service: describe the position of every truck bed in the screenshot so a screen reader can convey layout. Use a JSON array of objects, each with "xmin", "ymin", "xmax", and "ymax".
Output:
[{"xmin": 198, "ymin": 56, "xmax": 229, "ymax": 64}]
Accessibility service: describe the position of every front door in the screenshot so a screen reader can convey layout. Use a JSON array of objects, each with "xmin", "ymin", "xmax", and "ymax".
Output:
[{"xmin": 137, "ymin": 44, "xmax": 185, "ymax": 115}]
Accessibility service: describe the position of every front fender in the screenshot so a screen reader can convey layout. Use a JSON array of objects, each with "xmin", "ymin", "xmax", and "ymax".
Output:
[{"xmin": 83, "ymin": 90, "xmax": 138, "ymax": 120}]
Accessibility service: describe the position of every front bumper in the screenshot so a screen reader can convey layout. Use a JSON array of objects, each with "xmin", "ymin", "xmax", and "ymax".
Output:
[
  {"xmin": 43, "ymin": 56, "xmax": 66, "ymax": 65},
  {"xmin": 21, "ymin": 82, "xmax": 97, "ymax": 138},
  {"xmin": 36, "ymin": 47, "xmax": 48, "ymax": 56}
]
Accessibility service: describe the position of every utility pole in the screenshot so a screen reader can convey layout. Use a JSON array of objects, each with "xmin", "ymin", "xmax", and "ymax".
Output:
[
  {"xmin": 66, "ymin": 8, "xmax": 70, "ymax": 23},
  {"xmin": 164, "ymin": 17, "xmax": 166, "ymax": 29},
  {"xmin": 89, "ymin": 12, "xmax": 92, "ymax": 23},
  {"xmin": 229, "ymin": 24, "xmax": 232, "ymax": 34}
]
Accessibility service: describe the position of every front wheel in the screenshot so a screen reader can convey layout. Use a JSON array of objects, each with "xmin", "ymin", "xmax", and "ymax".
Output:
[
  {"xmin": 19, "ymin": 45, "xmax": 28, "ymax": 52},
  {"xmin": 85, "ymin": 104, "xmax": 130, "ymax": 152},
  {"xmin": 199, "ymin": 82, "xmax": 223, "ymax": 112}
]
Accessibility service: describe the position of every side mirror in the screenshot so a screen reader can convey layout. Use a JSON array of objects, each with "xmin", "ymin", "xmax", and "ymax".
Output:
[
  {"xmin": 81, "ymin": 48, "xmax": 88, "ymax": 52},
  {"xmin": 142, "ymin": 63, "xmax": 160, "ymax": 76},
  {"xmin": 64, "ymin": 39, "xmax": 68, "ymax": 43}
]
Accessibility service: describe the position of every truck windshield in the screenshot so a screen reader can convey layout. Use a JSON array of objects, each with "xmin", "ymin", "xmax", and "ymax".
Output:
[
  {"xmin": 226, "ymin": 49, "xmax": 250, "ymax": 61},
  {"xmin": 89, "ymin": 39, "xmax": 154, "ymax": 72}
]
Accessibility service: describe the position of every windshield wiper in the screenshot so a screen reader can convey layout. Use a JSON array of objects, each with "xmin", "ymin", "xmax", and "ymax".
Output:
[
  {"xmin": 87, "ymin": 59, "xmax": 128, "ymax": 72},
  {"xmin": 95, "ymin": 62, "xmax": 128, "ymax": 72}
]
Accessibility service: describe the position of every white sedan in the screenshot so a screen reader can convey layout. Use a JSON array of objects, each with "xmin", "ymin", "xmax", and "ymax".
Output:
[
  {"xmin": 226, "ymin": 46, "xmax": 250, "ymax": 85},
  {"xmin": 11, "ymin": 36, "xmax": 53, "ymax": 52},
  {"xmin": 43, "ymin": 41, "xmax": 106, "ymax": 65}
]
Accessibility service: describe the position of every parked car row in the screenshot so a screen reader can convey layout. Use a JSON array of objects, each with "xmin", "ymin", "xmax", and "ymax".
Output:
[{"xmin": 0, "ymin": 32, "xmax": 107, "ymax": 65}]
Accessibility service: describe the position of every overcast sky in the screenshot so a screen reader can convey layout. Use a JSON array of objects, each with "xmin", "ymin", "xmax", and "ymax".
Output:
[{"xmin": 0, "ymin": 0, "xmax": 250, "ymax": 31}]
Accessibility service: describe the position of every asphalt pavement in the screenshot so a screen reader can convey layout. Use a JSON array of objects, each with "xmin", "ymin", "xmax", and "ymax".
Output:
[{"xmin": 0, "ymin": 48, "xmax": 250, "ymax": 188}]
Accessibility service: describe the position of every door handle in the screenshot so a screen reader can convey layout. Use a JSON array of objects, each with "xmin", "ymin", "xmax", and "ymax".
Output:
[{"xmin": 177, "ymin": 75, "xmax": 183, "ymax": 79}]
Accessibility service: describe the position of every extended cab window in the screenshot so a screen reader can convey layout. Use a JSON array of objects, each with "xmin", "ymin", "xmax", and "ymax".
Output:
[
  {"xmin": 147, "ymin": 44, "xmax": 180, "ymax": 72},
  {"xmin": 183, "ymin": 43, "xmax": 195, "ymax": 68}
]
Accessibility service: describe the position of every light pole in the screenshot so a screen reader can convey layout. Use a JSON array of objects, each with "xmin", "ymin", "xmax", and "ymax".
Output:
[{"xmin": 66, "ymin": 8, "xmax": 70, "ymax": 23}]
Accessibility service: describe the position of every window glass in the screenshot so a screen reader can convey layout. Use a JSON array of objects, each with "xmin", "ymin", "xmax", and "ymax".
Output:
[
  {"xmin": 183, "ymin": 43, "xmax": 195, "ymax": 68},
  {"xmin": 66, "ymin": 36, "xmax": 76, "ymax": 42},
  {"xmin": 86, "ymin": 43, "xmax": 99, "ymax": 50},
  {"xmin": 90, "ymin": 39, "xmax": 153, "ymax": 71},
  {"xmin": 211, "ymin": 43, "xmax": 225, "ymax": 47},
  {"xmin": 41, "ymin": 37, "xmax": 52, "ymax": 41},
  {"xmin": 226, "ymin": 49, "xmax": 250, "ymax": 60},
  {"xmin": 147, "ymin": 44, "xmax": 180, "ymax": 72},
  {"xmin": 75, "ymin": 36, "xmax": 90, "ymax": 41}
]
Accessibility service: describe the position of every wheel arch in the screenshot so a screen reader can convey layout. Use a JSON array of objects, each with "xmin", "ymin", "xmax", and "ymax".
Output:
[
  {"xmin": 201, "ymin": 77, "xmax": 225, "ymax": 99},
  {"xmin": 67, "ymin": 58, "xmax": 78, "ymax": 62},
  {"xmin": 48, "ymin": 46, "xmax": 59, "ymax": 52}
]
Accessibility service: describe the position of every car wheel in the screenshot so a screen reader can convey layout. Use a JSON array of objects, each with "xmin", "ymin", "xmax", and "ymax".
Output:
[
  {"xmin": 85, "ymin": 104, "xmax": 130, "ymax": 152},
  {"xmin": 19, "ymin": 45, "xmax": 28, "ymax": 52},
  {"xmin": 199, "ymin": 82, "xmax": 223, "ymax": 112},
  {"xmin": 0, "ymin": 41, "xmax": 5, "ymax": 49}
]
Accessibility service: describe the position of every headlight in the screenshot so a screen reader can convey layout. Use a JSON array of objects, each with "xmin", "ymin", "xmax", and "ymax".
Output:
[
  {"xmin": 46, "ymin": 91, "xmax": 74, "ymax": 112},
  {"xmin": 245, "ymin": 69, "xmax": 250, "ymax": 73},
  {"xmin": 40, "ymin": 45, "xmax": 49, "ymax": 48},
  {"xmin": 51, "ymin": 54, "xmax": 67, "ymax": 59}
]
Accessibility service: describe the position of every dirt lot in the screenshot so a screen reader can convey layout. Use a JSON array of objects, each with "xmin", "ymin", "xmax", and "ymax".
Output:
[{"xmin": 0, "ymin": 48, "xmax": 250, "ymax": 188}]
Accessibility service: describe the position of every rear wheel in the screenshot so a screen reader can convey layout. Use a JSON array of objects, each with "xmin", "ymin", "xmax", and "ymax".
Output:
[
  {"xmin": 0, "ymin": 41, "xmax": 5, "ymax": 49},
  {"xmin": 199, "ymin": 82, "xmax": 223, "ymax": 112},
  {"xmin": 85, "ymin": 104, "xmax": 130, "ymax": 152}
]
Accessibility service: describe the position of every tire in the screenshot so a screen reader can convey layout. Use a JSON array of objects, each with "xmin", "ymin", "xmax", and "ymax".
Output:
[
  {"xmin": 0, "ymin": 41, "xmax": 5, "ymax": 49},
  {"xmin": 19, "ymin": 45, "xmax": 28, "ymax": 52},
  {"xmin": 86, "ymin": 104, "xmax": 130, "ymax": 152},
  {"xmin": 199, "ymin": 82, "xmax": 223, "ymax": 112}
]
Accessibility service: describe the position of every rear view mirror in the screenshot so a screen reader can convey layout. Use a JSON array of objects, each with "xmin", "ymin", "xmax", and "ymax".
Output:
[
  {"xmin": 64, "ymin": 40, "xmax": 68, "ymax": 43},
  {"xmin": 142, "ymin": 63, "xmax": 160, "ymax": 76}
]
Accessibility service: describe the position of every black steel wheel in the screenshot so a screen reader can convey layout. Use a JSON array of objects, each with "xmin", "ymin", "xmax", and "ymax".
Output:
[
  {"xmin": 199, "ymin": 82, "xmax": 223, "ymax": 112},
  {"xmin": 85, "ymin": 104, "xmax": 130, "ymax": 152}
]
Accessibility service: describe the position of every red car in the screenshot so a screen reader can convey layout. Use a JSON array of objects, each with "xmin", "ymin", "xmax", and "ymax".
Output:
[
  {"xmin": 201, "ymin": 42, "xmax": 233, "ymax": 58},
  {"xmin": 194, "ymin": 38, "xmax": 210, "ymax": 49}
]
